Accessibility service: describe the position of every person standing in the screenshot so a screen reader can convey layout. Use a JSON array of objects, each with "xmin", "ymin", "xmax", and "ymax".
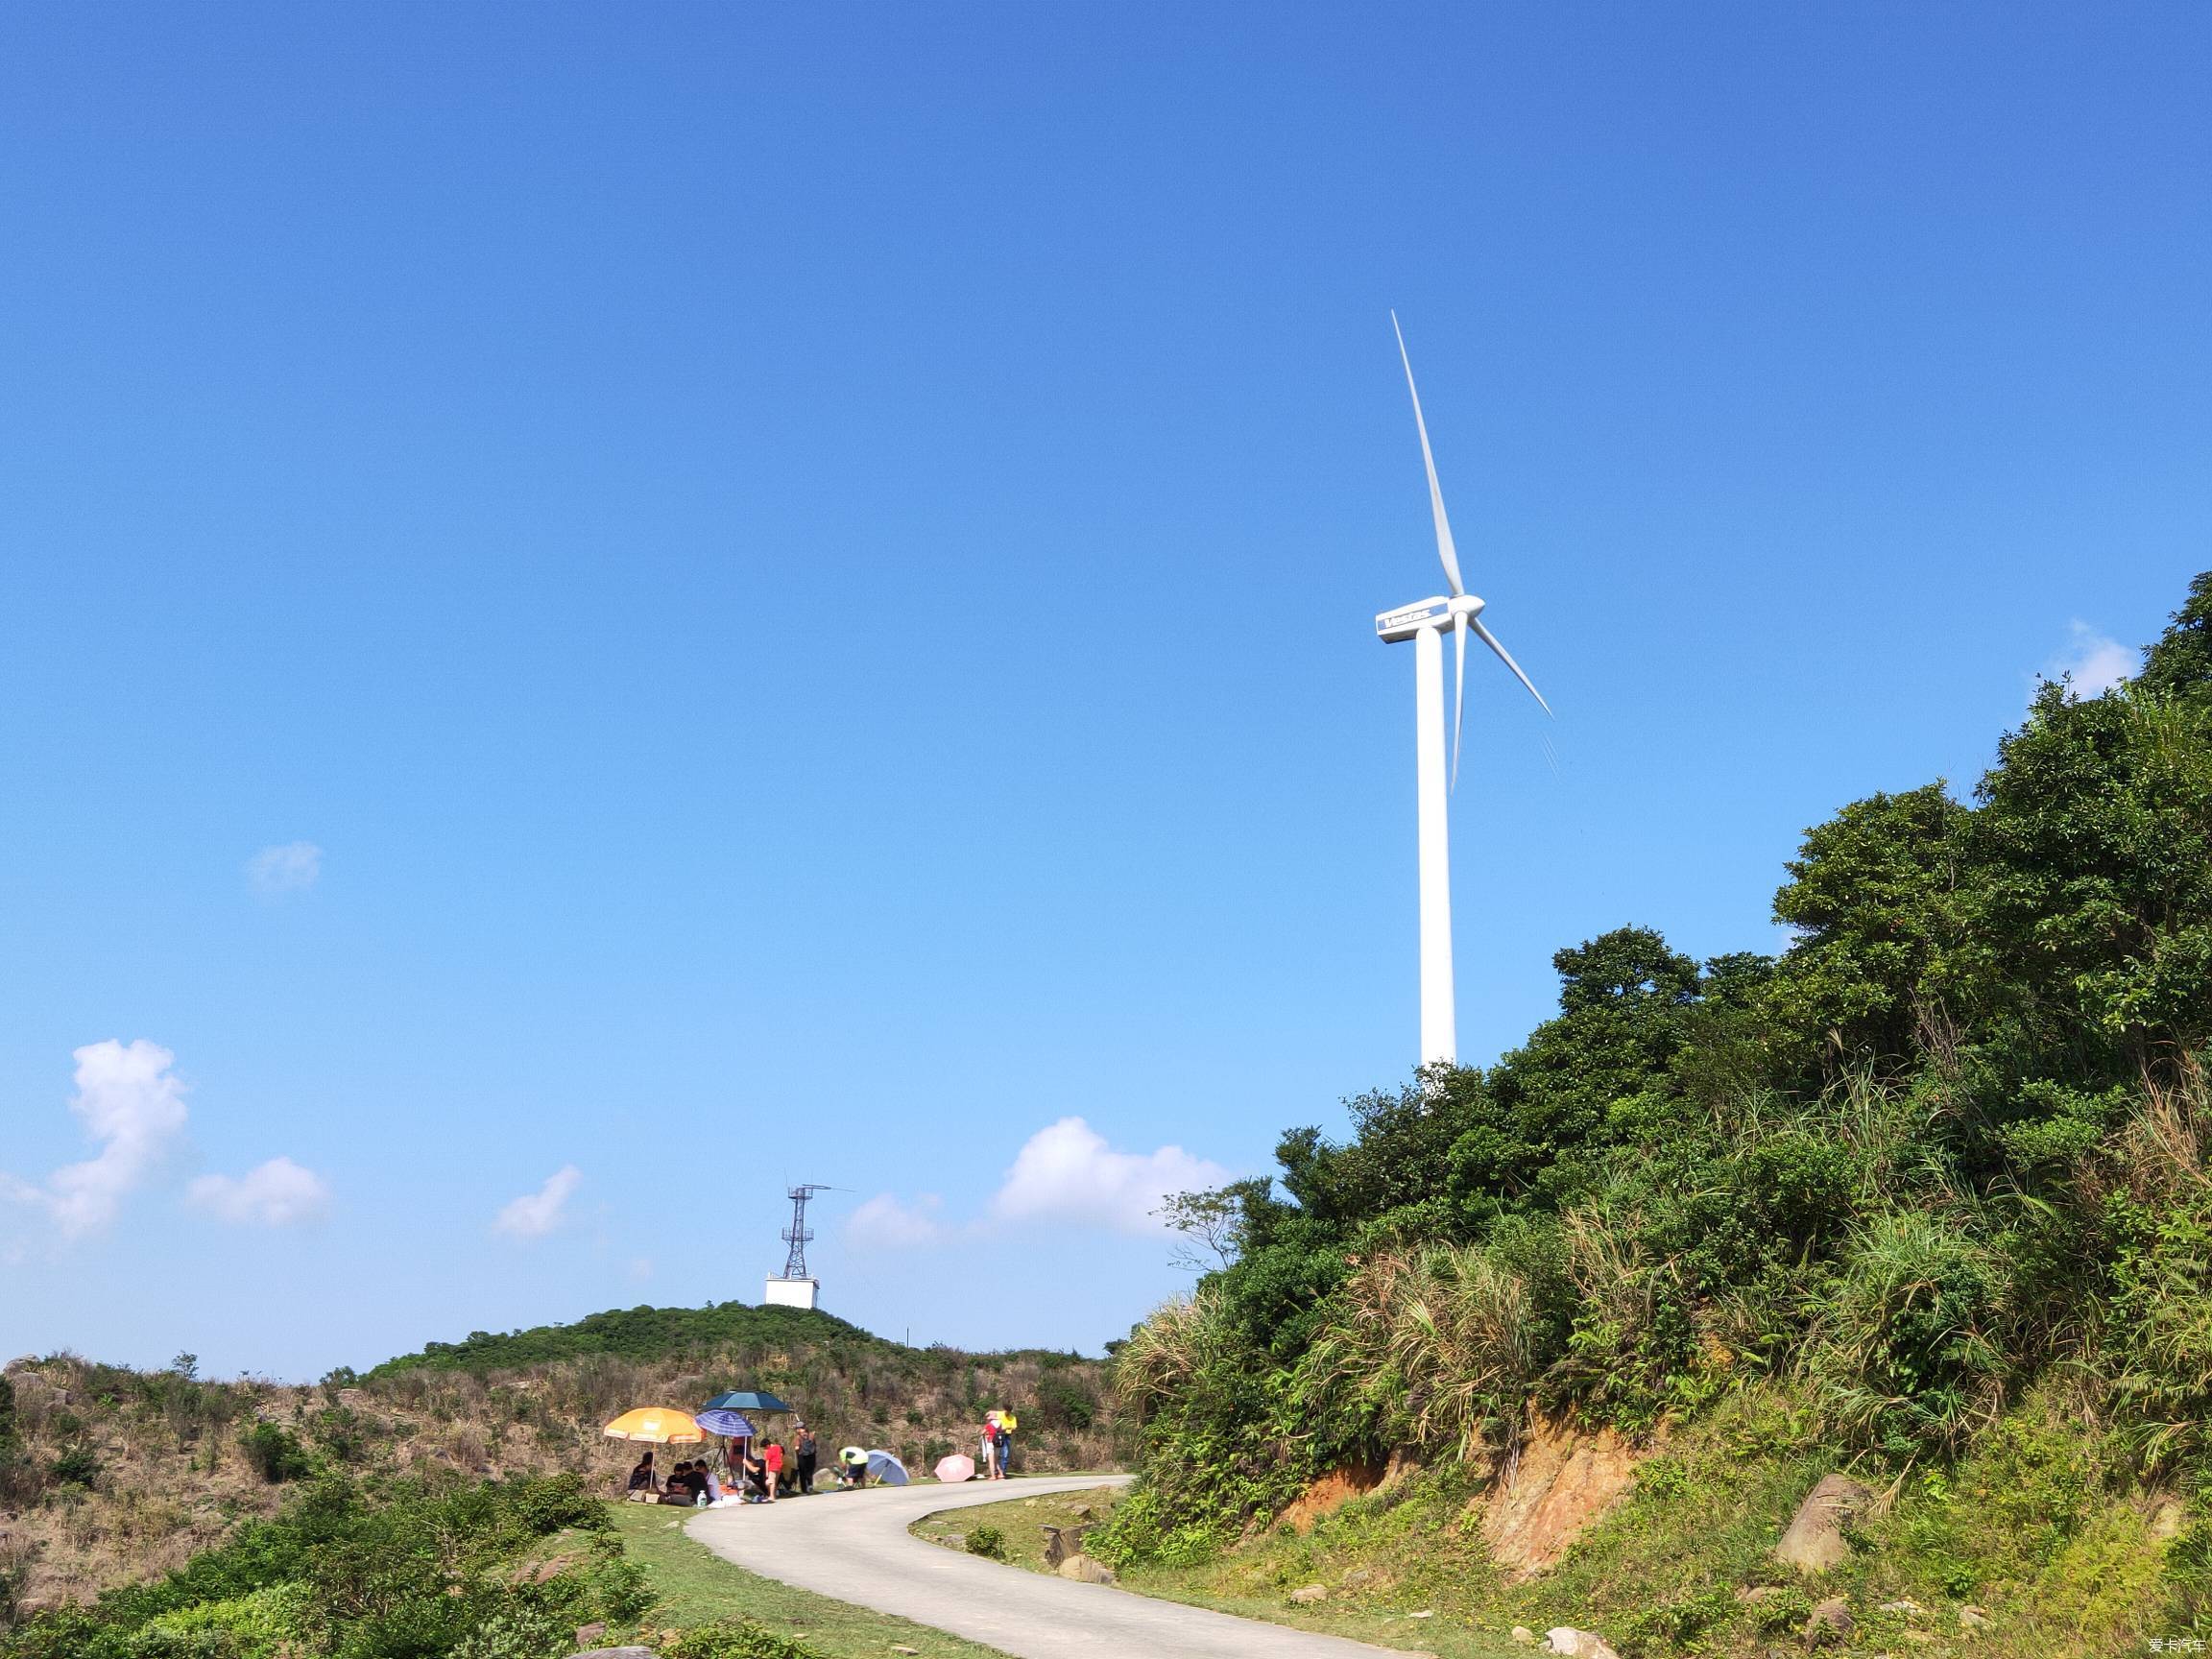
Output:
[
  {"xmin": 794, "ymin": 1422, "xmax": 818, "ymax": 1494},
  {"xmin": 763, "ymin": 1437, "xmax": 785, "ymax": 1501},
  {"xmin": 979, "ymin": 1416, "xmax": 998, "ymax": 1479},
  {"xmin": 995, "ymin": 1417, "xmax": 1013, "ymax": 1479}
]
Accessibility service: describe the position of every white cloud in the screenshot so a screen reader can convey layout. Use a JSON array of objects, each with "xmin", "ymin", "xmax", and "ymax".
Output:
[
  {"xmin": 248, "ymin": 841, "xmax": 323, "ymax": 897},
  {"xmin": 989, "ymin": 1117, "xmax": 1232, "ymax": 1236},
  {"xmin": 187, "ymin": 1156, "xmax": 331, "ymax": 1227},
  {"xmin": 2044, "ymin": 621, "xmax": 2137, "ymax": 700},
  {"xmin": 847, "ymin": 1191, "xmax": 948, "ymax": 1251},
  {"xmin": 493, "ymin": 1166, "xmax": 582, "ymax": 1238},
  {"xmin": 3, "ymin": 1040, "xmax": 192, "ymax": 1238}
]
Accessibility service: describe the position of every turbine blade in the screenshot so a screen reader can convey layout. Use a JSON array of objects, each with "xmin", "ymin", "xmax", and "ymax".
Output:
[
  {"xmin": 1452, "ymin": 610, "xmax": 1468, "ymax": 790},
  {"xmin": 1472, "ymin": 615, "xmax": 1552, "ymax": 716},
  {"xmin": 1390, "ymin": 311, "xmax": 1465, "ymax": 597}
]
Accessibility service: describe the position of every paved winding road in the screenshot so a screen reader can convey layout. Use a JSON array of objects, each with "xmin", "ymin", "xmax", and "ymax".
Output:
[{"xmin": 687, "ymin": 1475, "xmax": 1395, "ymax": 1659}]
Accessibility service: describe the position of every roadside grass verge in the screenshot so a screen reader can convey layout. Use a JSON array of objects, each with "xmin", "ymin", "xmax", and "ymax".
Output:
[
  {"xmin": 911, "ymin": 1485, "xmax": 1116, "ymax": 1571},
  {"xmin": 912, "ymin": 1486, "xmax": 1524, "ymax": 1658},
  {"xmin": 607, "ymin": 1502, "xmax": 1013, "ymax": 1659}
]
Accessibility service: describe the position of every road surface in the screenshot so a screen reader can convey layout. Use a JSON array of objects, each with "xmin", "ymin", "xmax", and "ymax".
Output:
[{"xmin": 687, "ymin": 1475, "xmax": 1399, "ymax": 1658}]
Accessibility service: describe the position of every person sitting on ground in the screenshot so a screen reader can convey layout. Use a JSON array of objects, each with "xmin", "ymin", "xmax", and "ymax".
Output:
[
  {"xmin": 742, "ymin": 1447, "xmax": 770, "ymax": 1502},
  {"xmin": 658, "ymin": 1459, "xmax": 695, "ymax": 1504},
  {"xmin": 626, "ymin": 1452, "xmax": 658, "ymax": 1498}
]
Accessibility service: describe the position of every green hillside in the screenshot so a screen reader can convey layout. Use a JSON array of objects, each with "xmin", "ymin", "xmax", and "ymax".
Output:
[
  {"xmin": 365, "ymin": 1302, "xmax": 897, "ymax": 1377},
  {"xmin": 1104, "ymin": 571, "xmax": 2212, "ymax": 1656},
  {"xmin": 1, "ymin": 1303, "xmax": 1114, "ymax": 1639}
]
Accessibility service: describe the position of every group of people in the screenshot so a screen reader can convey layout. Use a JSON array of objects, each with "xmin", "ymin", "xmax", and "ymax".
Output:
[
  {"xmin": 977, "ymin": 1410, "xmax": 1015, "ymax": 1479},
  {"xmin": 628, "ymin": 1456, "xmax": 724, "ymax": 1504},
  {"xmin": 624, "ymin": 1422, "xmax": 826, "ymax": 1506}
]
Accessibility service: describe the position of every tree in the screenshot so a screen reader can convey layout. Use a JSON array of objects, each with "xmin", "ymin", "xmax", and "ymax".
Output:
[
  {"xmin": 1765, "ymin": 784, "xmax": 1969, "ymax": 1074},
  {"xmin": 1158, "ymin": 1180, "xmax": 1269, "ymax": 1272},
  {"xmin": 2137, "ymin": 570, "xmax": 2212, "ymax": 701}
]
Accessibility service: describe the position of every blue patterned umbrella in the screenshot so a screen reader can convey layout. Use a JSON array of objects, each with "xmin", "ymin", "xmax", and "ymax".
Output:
[
  {"xmin": 697, "ymin": 1409, "xmax": 754, "ymax": 1438},
  {"xmin": 700, "ymin": 1390, "xmax": 794, "ymax": 1415}
]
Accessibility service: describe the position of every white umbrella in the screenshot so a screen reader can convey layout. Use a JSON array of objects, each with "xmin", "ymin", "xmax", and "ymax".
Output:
[{"xmin": 934, "ymin": 1453, "xmax": 976, "ymax": 1483}]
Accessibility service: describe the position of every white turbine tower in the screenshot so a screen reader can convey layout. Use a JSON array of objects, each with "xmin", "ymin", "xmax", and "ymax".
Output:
[{"xmin": 1375, "ymin": 313, "xmax": 1551, "ymax": 1068}]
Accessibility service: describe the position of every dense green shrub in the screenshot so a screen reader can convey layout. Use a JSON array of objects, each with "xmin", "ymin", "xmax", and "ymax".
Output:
[
  {"xmin": 239, "ymin": 1424, "xmax": 313, "ymax": 1483},
  {"xmin": 1118, "ymin": 569, "xmax": 2212, "ymax": 1605},
  {"xmin": 47, "ymin": 1444, "xmax": 98, "ymax": 1489},
  {"xmin": 964, "ymin": 1525, "xmax": 1007, "ymax": 1560},
  {"xmin": 661, "ymin": 1620, "xmax": 825, "ymax": 1659},
  {"xmin": 0, "ymin": 1471, "xmax": 629, "ymax": 1659}
]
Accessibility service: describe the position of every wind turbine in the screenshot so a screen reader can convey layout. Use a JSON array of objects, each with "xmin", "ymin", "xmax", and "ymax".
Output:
[{"xmin": 1374, "ymin": 313, "xmax": 1551, "ymax": 1068}]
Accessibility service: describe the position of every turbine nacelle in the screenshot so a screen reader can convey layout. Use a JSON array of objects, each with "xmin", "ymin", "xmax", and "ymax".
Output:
[{"xmin": 1375, "ymin": 593, "xmax": 1485, "ymax": 643}]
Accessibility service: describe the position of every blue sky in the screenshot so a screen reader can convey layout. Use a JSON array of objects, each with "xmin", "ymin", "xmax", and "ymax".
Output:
[{"xmin": 2, "ymin": 3, "xmax": 2205, "ymax": 1381}]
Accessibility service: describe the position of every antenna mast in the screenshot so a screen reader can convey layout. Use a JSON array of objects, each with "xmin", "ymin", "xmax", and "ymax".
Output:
[{"xmin": 781, "ymin": 1184, "xmax": 831, "ymax": 1279}]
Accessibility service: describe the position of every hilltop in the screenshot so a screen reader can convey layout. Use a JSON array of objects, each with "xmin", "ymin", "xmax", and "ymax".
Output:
[
  {"xmin": 366, "ymin": 1301, "xmax": 917, "ymax": 1377},
  {"xmin": 0, "ymin": 1302, "xmax": 1114, "ymax": 1622}
]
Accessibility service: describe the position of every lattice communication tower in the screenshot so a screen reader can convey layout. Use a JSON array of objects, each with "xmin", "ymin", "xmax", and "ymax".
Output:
[{"xmin": 781, "ymin": 1184, "xmax": 833, "ymax": 1279}]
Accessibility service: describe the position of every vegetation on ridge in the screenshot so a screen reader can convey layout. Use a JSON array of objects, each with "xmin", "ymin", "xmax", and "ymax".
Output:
[
  {"xmin": 1104, "ymin": 572, "xmax": 2212, "ymax": 1654},
  {"xmin": 0, "ymin": 1307, "xmax": 1111, "ymax": 1634}
]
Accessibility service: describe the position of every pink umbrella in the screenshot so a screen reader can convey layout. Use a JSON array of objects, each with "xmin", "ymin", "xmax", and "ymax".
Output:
[{"xmin": 934, "ymin": 1453, "xmax": 977, "ymax": 1483}]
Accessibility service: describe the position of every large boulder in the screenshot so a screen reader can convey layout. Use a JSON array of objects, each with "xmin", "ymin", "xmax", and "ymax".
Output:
[
  {"xmin": 1041, "ymin": 1524, "xmax": 1091, "ymax": 1569},
  {"xmin": 1774, "ymin": 1474, "xmax": 1874, "ymax": 1575},
  {"xmin": 1805, "ymin": 1598, "xmax": 1854, "ymax": 1646},
  {"xmin": 1057, "ymin": 1553, "xmax": 1117, "ymax": 1584},
  {"xmin": 1544, "ymin": 1630, "xmax": 1622, "ymax": 1659}
]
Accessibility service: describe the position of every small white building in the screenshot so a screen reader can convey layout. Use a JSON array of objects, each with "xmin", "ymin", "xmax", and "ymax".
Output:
[{"xmin": 762, "ymin": 1276, "xmax": 819, "ymax": 1311}]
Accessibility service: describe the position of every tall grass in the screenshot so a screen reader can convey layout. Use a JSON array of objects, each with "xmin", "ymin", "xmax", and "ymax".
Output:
[{"xmin": 1301, "ymin": 1246, "xmax": 1539, "ymax": 1461}]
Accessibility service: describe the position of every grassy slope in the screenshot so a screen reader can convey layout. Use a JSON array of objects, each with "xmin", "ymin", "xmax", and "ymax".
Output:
[
  {"xmin": 911, "ymin": 1486, "xmax": 1523, "ymax": 1659},
  {"xmin": 603, "ymin": 1502, "xmax": 1012, "ymax": 1659},
  {"xmin": 926, "ymin": 1389, "xmax": 2184, "ymax": 1659},
  {"xmin": 2, "ymin": 1308, "xmax": 1113, "ymax": 1617}
]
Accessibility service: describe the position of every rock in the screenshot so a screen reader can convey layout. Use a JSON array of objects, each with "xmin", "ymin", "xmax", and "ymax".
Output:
[
  {"xmin": 1075, "ymin": 1505, "xmax": 1097, "ymax": 1520},
  {"xmin": 940, "ymin": 1533, "xmax": 965, "ymax": 1551},
  {"xmin": 891, "ymin": 1647, "xmax": 921, "ymax": 1655},
  {"xmin": 1041, "ymin": 1524, "xmax": 1090, "ymax": 1569},
  {"xmin": 1545, "ymin": 1630, "xmax": 1622, "ymax": 1659},
  {"xmin": 1057, "ymin": 1553, "xmax": 1116, "ymax": 1584},
  {"xmin": 1736, "ymin": 1584, "xmax": 1784, "ymax": 1603},
  {"xmin": 1804, "ymin": 1598, "xmax": 1853, "ymax": 1645},
  {"xmin": 1341, "ymin": 1567, "xmax": 1376, "ymax": 1589},
  {"xmin": 569, "ymin": 1649, "xmax": 655, "ymax": 1659},
  {"xmin": 1288, "ymin": 1584, "xmax": 1327, "ymax": 1604},
  {"xmin": 571, "ymin": 1624, "xmax": 606, "ymax": 1648},
  {"xmin": 1879, "ymin": 1599, "xmax": 1923, "ymax": 1616},
  {"xmin": 1774, "ymin": 1474, "xmax": 1874, "ymax": 1575},
  {"xmin": 1486, "ymin": 1417, "xmax": 1649, "ymax": 1576},
  {"xmin": 1511, "ymin": 1630, "xmax": 1537, "ymax": 1647},
  {"xmin": 1959, "ymin": 1603, "xmax": 1993, "ymax": 1630},
  {"xmin": 1407, "ymin": 1610, "xmax": 1433, "ymax": 1619}
]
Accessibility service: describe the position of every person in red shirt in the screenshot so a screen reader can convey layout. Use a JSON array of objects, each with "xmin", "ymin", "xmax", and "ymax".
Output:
[{"xmin": 763, "ymin": 1438, "xmax": 785, "ymax": 1502}]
